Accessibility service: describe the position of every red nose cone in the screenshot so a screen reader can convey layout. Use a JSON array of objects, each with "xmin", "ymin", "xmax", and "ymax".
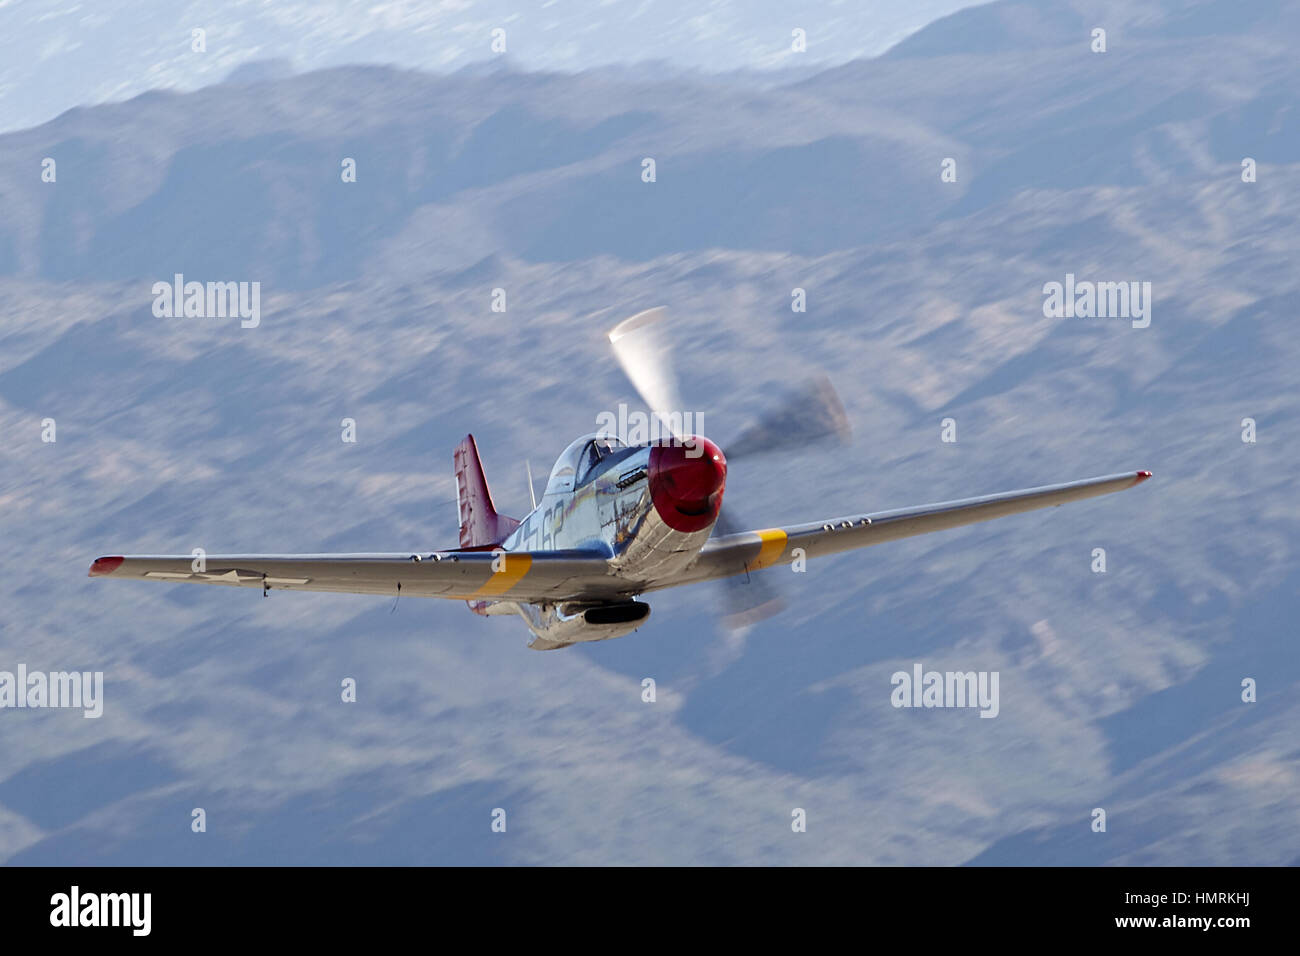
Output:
[{"xmin": 648, "ymin": 436, "xmax": 726, "ymax": 533}]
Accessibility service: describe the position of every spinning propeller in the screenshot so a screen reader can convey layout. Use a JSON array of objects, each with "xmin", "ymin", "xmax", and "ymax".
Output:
[{"xmin": 608, "ymin": 308, "xmax": 850, "ymax": 630}]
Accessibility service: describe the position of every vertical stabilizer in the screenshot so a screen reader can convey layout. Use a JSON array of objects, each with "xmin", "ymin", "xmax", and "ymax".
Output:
[{"xmin": 454, "ymin": 434, "xmax": 520, "ymax": 549}]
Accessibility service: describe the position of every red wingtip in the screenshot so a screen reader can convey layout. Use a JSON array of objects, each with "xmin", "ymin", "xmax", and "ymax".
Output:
[
  {"xmin": 88, "ymin": 556, "xmax": 124, "ymax": 577},
  {"xmin": 1135, "ymin": 470, "xmax": 1152, "ymax": 483}
]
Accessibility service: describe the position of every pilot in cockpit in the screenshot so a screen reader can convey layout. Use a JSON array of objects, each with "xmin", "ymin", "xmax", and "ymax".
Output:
[{"xmin": 580, "ymin": 437, "xmax": 619, "ymax": 479}]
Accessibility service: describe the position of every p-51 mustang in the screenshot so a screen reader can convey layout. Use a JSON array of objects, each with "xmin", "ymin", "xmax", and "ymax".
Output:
[{"xmin": 89, "ymin": 308, "xmax": 1151, "ymax": 650}]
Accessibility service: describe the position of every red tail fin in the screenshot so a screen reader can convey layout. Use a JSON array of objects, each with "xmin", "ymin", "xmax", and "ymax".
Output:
[{"xmin": 454, "ymin": 434, "xmax": 520, "ymax": 549}]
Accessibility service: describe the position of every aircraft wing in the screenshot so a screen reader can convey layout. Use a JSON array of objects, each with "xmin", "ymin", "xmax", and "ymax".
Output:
[
  {"xmin": 647, "ymin": 470, "xmax": 1152, "ymax": 591},
  {"xmin": 90, "ymin": 471, "xmax": 1150, "ymax": 604},
  {"xmin": 87, "ymin": 549, "xmax": 630, "ymax": 602}
]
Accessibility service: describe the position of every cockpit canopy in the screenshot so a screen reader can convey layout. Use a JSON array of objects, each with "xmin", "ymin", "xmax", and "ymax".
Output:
[{"xmin": 546, "ymin": 433, "xmax": 627, "ymax": 494}]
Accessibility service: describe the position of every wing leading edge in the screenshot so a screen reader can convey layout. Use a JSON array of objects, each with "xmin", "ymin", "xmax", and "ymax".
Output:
[
  {"xmin": 646, "ymin": 470, "xmax": 1152, "ymax": 591},
  {"xmin": 90, "ymin": 471, "xmax": 1150, "ymax": 604},
  {"xmin": 87, "ymin": 550, "xmax": 628, "ymax": 603}
]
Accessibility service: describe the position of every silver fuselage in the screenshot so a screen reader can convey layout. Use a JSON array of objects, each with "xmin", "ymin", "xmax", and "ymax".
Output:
[{"xmin": 497, "ymin": 437, "xmax": 720, "ymax": 648}]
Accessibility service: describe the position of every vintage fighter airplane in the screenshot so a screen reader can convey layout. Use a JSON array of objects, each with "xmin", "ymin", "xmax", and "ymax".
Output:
[{"xmin": 89, "ymin": 308, "xmax": 1151, "ymax": 650}]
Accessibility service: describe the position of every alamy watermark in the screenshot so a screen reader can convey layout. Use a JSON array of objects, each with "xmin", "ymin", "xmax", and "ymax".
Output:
[
  {"xmin": 0, "ymin": 665, "xmax": 103, "ymax": 718},
  {"xmin": 50, "ymin": 886, "xmax": 150, "ymax": 936},
  {"xmin": 596, "ymin": 403, "xmax": 706, "ymax": 455},
  {"xmin": 152, "ymin": 273, "xmax": 260, "ymax": 328},
  {"xmin": 1043, "ymin": 273, "xmax": 1151, "ymax": 328},
  {"xmin": 891, "ymin": 662, "xmax": 999, "ymax": 718}
]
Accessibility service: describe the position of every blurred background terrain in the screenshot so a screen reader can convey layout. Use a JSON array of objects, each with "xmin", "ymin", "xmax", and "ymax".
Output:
[{"xmin": 0, "ymin": 0, "xmax": 1297, "ymax": 864}]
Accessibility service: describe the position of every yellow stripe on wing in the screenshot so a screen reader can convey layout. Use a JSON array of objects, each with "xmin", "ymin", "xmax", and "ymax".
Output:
[
  {"xmin": 472, "ymin": 552, "xmax": 534, "ymax": 598},
  {"xmin": 749, "ymin": 529, "xmax": 788, "ymax": 570}
]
